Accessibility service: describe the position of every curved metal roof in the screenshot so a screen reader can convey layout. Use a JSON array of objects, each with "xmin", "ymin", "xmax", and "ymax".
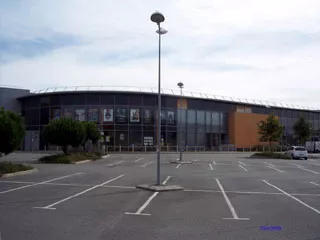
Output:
[{"xmin": 29, "ymin": 85, "xmax": 319, "ymax": 111}]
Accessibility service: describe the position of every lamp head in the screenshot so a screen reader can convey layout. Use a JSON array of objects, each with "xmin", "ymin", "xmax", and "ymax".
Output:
[
  {"xmin": 177, "ymin": 82, "xmax": 184, "ymax": 88},
  {"xmin": 151, "ymin": 11, "xmax": 165, "ymax": 24}
]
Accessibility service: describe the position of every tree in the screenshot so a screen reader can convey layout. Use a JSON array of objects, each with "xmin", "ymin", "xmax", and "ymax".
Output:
[
  {"xmin": 293, "ymin": 117, "xmax": 312, "ymax": 144},
  {"xmin": 82, "ymin": 122, "xmax": 101, "ymax": 144},
  {"xmin": 257, "ymin": 114, "xmax": 284, "ymax": 151},
  {"xmin": 43, "ymin": 118, "xmax": 86, "ymax": 154},
  {"xmin": 81, "ymin": 122, "xmax": 101, "ymax": 152},
  {"xmin": 0, "ymin": 108, "xmax": 26, "ymax": 156}
]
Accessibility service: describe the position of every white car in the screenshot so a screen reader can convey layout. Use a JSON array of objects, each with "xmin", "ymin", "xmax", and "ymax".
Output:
[{"xmin": 286, "ymin": 146, "xmax": 308, "ymax": 160}]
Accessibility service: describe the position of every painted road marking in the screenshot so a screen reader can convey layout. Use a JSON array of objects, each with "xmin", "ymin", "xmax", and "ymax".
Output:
[
  {"xmin": 267, "ymin": 166, "xmax": 283, "ymax": 173},
  {"xmin": 238, "ymin": 161, "xmax": 246, "ymax": 166},
  {"xmin": 106, "ymin": 161, "xmax": 124, "ymax": 167},
  {"xmin": 125, "ymin": 176, "xmax": 170, "ymax": 216},
  {"xmin": 212, "ymin": 158, "xmax": 217, "ymax": 165},
  {"xmin": 176, "ymin": 164, "xmax": 181, "ymax": 169},
  {"xmin": 209, "ymin": 164, "xmax": 213, "ymax": 171},
  {"xmin": 184, "ymin": 189, "xmax": 320, "ymax": 197},
  {"xmin": 0, "ymin": 180, "xmax": 137, "ymax": 189},
  {"xmin": 215, "ymin": 178, "xmax": 249, "ymax": 220},
  {"xmin": 296, "ymin": 167, "xmax": 320, "ymax": 175},
  {"xmin": 162, "ymin": 176, "xmax": 171, "ymax": 185},
  {"xmin": 263, "ymin": 180, "xmax": 320, "ymax": 215},
  {"xmin": 0, "ymin": 173, "xmax": 84, "ymax": 194},
  {"xmin": 34, "ymin": 174, "xmax": 124, "ymax": 210},
  {"xmin": 238, "ymin": 165, "xmax": 248, "ymax": 172},
  {"xmin": 264, "ymin": 162, "xmax": 276, "ymax": 167},
  {"xmin": 310, "ymin": 182, "xmax": 320, "ymax": 187},
  {"xmin": 134, "ymin": 158, "xmax": 144, "ymax": 162},
  {"xmin": 141, "ymin": 162, "xmax": 153, "ymax": 168}
]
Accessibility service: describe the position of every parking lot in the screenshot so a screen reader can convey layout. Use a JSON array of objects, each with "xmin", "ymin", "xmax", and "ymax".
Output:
[{"xmin": 1, "ymin": 152, "xmax": 320, "ymax": 240}]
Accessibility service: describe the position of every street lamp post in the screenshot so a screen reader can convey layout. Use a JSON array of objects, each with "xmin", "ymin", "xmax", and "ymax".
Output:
[
  {"xmin": 177, "ymin": 82, "xmax": 184, "ymax": 162},
  {"xmin": 151, "ymin": 11, "xmax": 167, "ymax": 185}
]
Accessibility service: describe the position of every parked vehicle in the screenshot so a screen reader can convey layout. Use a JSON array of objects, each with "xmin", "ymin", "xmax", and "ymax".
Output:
[
  {"xmin": 286, "ymin": 146, "xmax": 308, "ymax": 160},
  {"xmin": 306, "ymin": 141, "xmax": 320, "ymax": 153}
]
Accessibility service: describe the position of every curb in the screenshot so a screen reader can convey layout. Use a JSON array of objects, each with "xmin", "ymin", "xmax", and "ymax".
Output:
[
  {"xmin": 73, "ymin": 160, "xmax": 92, "ymax": 165},
  {"xmin": 1, "ymin": 168, "xmax": 38, "ymax": 178}
]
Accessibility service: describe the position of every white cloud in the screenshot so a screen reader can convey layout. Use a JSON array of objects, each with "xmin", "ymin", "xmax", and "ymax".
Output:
[{"xmin": 1, "ymin": 0, "xmax": 320, "ymax": 109}]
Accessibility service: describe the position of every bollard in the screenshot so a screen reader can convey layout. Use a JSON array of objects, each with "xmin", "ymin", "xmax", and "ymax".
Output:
[
  {"xmin": 145, "ymin": 145, "xmax": 147, "ymax": 152},
  {"xmin": 119, "ymin": 145, "xmax": 121, "ymax": 152}
]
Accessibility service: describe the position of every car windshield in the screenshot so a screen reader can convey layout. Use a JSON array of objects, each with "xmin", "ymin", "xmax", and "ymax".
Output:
[{"xmin": 295, "ymin": 147, "xmax": 306, "ymax": 151}]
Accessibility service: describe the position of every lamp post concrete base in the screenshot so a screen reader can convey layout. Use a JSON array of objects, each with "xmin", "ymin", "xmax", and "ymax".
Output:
[{"xmin": 136, "ymin": 184, "xmax": 184, "ymax": 192}]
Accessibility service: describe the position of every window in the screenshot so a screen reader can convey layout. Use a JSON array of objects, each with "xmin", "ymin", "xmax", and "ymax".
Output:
[
  {"xmin": 130, "ymin": 95, "xmax": 143, "ymax": 106},
  {"xmin": 86, "ymin": 94, "xmax": 100, "ymax": 105},
  {"xmin": 101, "ymin": 94, "xmax": 114, "ymax": 105},
  {"xmin": 212, "ymin": 112, "xmax": 220, "ymax": 131},
  {"xmin": 206, "ymin": 111, "xmax": 211, "ymax": 132},
  {"xmin": 197, "ymin": 111, "xmax": 205, "ymax": 128},
  {"xmin": 187, "ymin": 110, "xmax": 196, "ymax": 125},
  {"xmin": 115, "ymin": 94, "xmax": 129, "ymax": 105},
  {"xmin": 143, "ymin": 95, "xmax": 156, "ymax": 106}
]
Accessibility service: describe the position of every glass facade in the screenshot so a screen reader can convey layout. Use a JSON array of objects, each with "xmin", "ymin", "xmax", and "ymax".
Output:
[{"xmin": 19, "ymin": 92, "xmax": 320, "ymax": 151}]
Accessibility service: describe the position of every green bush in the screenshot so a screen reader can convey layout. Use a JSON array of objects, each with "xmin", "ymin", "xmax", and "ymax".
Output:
[
  {"xmin": 0, "ymin": 162, "xmax": 33, "ymax": 177},
  {"xmin": 250, "ymin": 152, "xmax": 291, "ymax": 159},
  {"xmin": 39, "ymin": 152, "xmax": 102, "ymax": 164}
]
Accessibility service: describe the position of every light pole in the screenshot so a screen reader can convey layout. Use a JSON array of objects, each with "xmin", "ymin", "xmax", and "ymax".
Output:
[
  {"xmin": 151, "ymin": 11, "xmax": 167, "ymax": 185},
  {"xmin": 177, "ymin": 82, "xmax": 184, "ymax": 162}
]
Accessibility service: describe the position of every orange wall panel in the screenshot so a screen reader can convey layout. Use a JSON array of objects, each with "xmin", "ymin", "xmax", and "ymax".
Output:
[{"xmin": 229, "ymin": 112, "xmax": 273, "ymax": 148}]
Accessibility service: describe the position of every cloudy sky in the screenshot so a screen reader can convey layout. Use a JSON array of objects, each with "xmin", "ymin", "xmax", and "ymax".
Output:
[{"xmin": 1, "ymin": 0, "xmax": 320, "ymax": 108}]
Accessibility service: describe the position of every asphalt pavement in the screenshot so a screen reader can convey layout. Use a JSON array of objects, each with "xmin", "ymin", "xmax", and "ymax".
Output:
[{"xmin": 0, "ymin": 152, "xmax": 320, "ymax": 240}]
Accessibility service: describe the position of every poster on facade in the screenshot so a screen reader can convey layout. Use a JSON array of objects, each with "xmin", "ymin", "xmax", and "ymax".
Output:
[
  {"xmin": 75, "ymin": 109, "xmax": 85, "ymax": 121},
  {"xmin": 167, "ymin": 111, "xmax": 175, "ymax": 124},
  {"xmin": 52, "ymin": 109, "xmax": 60, "ymax": 120},
  {"xmin": 160, "ymin": 110, "xmax": 166, "ymax": 124},
  {"xmin": 88, "ymin": 109, "xmax": 98, "ymax": 122},
  {"xmin": 64, "ymin": 109, "xmax": 73, "ymax": 119},
  {"xmin": 103, "ymin": 108, "xmax": 113, "ymax": 122},
  {"xmin": 143, "ymin": 109, "xmax": 152, "ymax": 123},
  {"xmin": 130, "ymin": 109, "xmax": 140, "ymax": 123},
  {"xmin": 115, "ymin": 108, "xmax": 127, "ymax": 123}
]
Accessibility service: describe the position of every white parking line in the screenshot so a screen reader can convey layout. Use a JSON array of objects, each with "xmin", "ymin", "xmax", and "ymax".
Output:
[
  {"xmin": 34, "ymin": 174, "xmax": 124, "ymax": 210},
  {"xmin": 0, "ymin": 173, "xmax": 84, "ymax": 194},
  {"xmin": 176, "ymin": 164, "xmax": 181, "ymax": 169},
  {"xmin": 263, "ymin": 180, "xmax": 320, "ymax": 215},
  {"xmin": 310, "ymin": 182, "xmax": 320, "ymax": 187},
  {"xmin": 141, "ymin": 162, "xmax": 153, "ymax": 168},
  {"xmin": 212, "ymin": 158, "xmax": 217, "ymax": 165},
  {"xmin": 184, "ymin": 189, "xmax": 320, "ymax": 197},
  {"xmin": 238, "ymin": 161, "xmax": 246, "ymax": 166},
  {"xmin": 238, "ymin": 165, "xmax": 248, "ymax": 172},
  {"xmin": 134, "ymin": 158, "xmax": 144, "ymax": 162},
  {"xmin": 267, "ymin": 166, "xmax": 283, "ymax": 173},
  {"xmin": 162, "ymin": 176, "xmax": 171, "ymax": 185},
  {"xmin": 209, "ymin": 164, "xmax": 213, "ymax": 170},
  {"xmin": 125, "ymin": 176, "xmax": 170, "ymax": 216},
  {"xmin": 106, "ymin": 161, "xmax": 124, "ymax": 167},
  {"xmin": 296, "ymin": 167, "xmax": 320, "ymax": 175},
  {"xmin": 215, "ymin": 178, "xmax": 249, "ymax": 220},
  {"xmin": 264, "ymin": 162, "xmax": 276, "ymax": 167}
]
